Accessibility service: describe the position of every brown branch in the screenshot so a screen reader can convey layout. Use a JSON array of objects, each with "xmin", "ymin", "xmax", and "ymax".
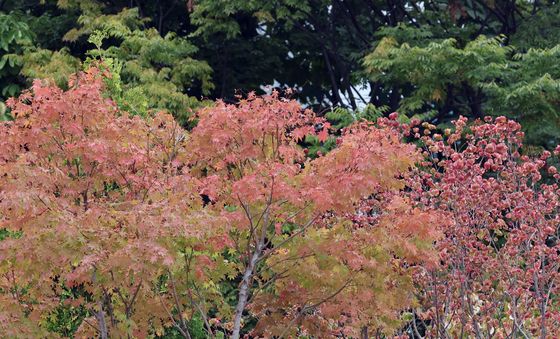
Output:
[{"xmin": 279, "ymin": 278, "xmax": 354, "ymax": 338}]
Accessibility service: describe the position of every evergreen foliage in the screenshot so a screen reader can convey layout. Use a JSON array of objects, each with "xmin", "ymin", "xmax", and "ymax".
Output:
[{"xmin": 364, "ymin": 34, "xmax": 560, "ymax": 146}]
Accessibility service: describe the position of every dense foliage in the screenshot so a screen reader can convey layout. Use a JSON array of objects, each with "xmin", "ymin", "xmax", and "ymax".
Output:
[
  {"xmin": 2, "ymin": 0, "xmax": 560, "ymax": 338},
  {"xmin": 409, "ymin": 117, "xmax": 560, "ymax": 337},
  {"xmin": 1, "ymin": 72, "xmax": 441, "ymax": 337},
  {"xmin": 2, "ymin": 0, "xmax": 560, "ymax": 145}
]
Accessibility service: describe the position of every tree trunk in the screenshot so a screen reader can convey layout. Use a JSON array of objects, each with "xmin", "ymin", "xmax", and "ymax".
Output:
[
  {"xmin": 96, "ymin": 302, "xmax": 109, "ymax": 339},
  {"xmin": 231, "ymin": 244, "xmax": 263, "ymax": 339},
  {"xmin": 361, "ymin": 326, "xmax": 369, "ymax": 339}
]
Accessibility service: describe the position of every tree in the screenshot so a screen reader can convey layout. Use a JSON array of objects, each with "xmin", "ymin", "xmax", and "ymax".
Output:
[
  {"xmin": 0, "ymin": 11, "xmax": 34, "ymax": 118},
  {"xmin": 66, "ymin": 7, "xmax": 214, "ymax": 125},
  {"xmin": 364, "ymin": 34, "xmax": 560, "ymax": 148},
  {"xmin": 0, "ymin": 0, "xmax": 84, "ymax": 114},
  {"xmin": 3, "ymin": 0, "xmax": 560, "ymax": 139},
  {"xmin": 0, "ymin": 68, "xmax": 200, "ymax": 337},
  {"xmin": 189, "ymin": 0, "xmax": 403, "ymax": 109},
  {"xmin": 408, "ymin": 116, "xmax": 560, "ymax": 337},
  {"xmin": 183, "ymin": 96, "xmax": 441, "ymax": 337},
  {"xmin": 0, "ymin": 71, "xmax": 440, "ymax": 337},
  {"xmin": 0, "ymin": 2, "xmax": 212, "ymax": 125}
]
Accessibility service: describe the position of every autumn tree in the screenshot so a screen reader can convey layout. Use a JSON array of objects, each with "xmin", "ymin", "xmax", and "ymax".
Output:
[
  {"xmin": 408, "ymin": 116, "xmax": 560, "ymax": 337},
  {"xmin": 0, "ymin": 68, "xmax": 201, "ymax": 337},
  {"xmin": 0, "ymin": 71, "xmax": 441, "ymax": 337},
  {"xmin": 182, "ymin": 96, "xmax": 441, "ymax": 337}
]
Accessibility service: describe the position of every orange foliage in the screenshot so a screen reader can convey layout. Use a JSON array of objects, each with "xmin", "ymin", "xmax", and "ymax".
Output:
[{"xmin": 0, "ymin": 72, "xmax": 441, "ymax": 337}]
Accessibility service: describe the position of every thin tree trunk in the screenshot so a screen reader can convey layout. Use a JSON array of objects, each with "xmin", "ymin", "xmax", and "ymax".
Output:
[
  {"xmin": 361, "ymin": 326, "xmax": 369, "ymax": 339},
  {"xmin": 232, "ymin": 189, "xmax": 272, "ymax": 338},
  {"xmin": 322, "ymin": 47, "xmax": 343, "ymax": 106},
  {"xmin": 96, "ymin": 302, "xmax": 109, "ymax": 339},
  {"xmin": 231, "ymin": 244, "xmax": 264, "ymax": 339}
]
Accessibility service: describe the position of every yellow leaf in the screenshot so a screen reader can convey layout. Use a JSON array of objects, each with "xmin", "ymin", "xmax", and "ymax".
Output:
[{"xmin": 432, "ymin": 88, "xmax": 443, "ymax": 101}]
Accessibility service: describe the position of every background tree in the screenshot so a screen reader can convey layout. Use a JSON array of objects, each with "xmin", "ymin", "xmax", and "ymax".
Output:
[
  {"xmin": 0, "ymin": 1, "xmax": 212, "ymax": 124},
  {"xmin": 364, "ymin": 33, "xmax": 560, "ymax": 148},
  {"xmin": 2, "ymin": 0, "xmax": 560, "ymax": 145},
  {"xmin": 0, "ymin": 11, "xmax": 34, "ymax": 119}
]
